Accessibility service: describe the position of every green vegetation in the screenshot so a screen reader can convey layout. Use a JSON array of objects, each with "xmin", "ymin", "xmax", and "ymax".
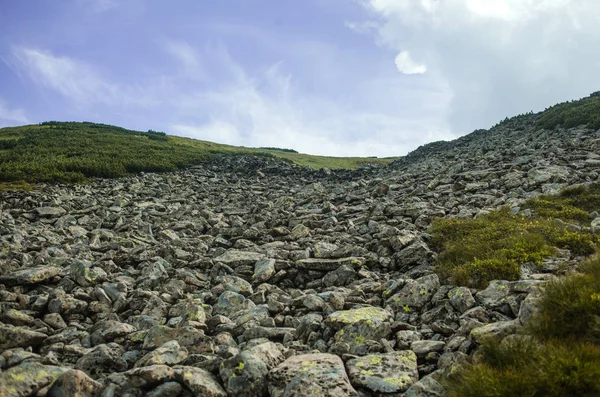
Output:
[
  {"xmin": 537, "ymin": 92, "xmax": 600, "ymax": 130},
  {"xmin": 445, "ymin": 256, "xmax": 600, "ymax": 397},
  {"xmin": 430, "ymin": 183, "xmax": 600, "ymax": 288},
  {"xmin": 258, "ymin": 147, "xmax": 298, "ymax": 153},
  {"xmin": 0, "ymin": 121, "xmax": 395, "ymax": 183}
]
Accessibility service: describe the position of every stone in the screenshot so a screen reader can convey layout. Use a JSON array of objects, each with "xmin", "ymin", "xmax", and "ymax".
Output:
[
  {"xmin": 448, "ymin": 287, "xmax": 476, "ymax": 313},
  {"xmin": 174, "ymin": 366, "xmax": 227, "ymax": 397},
  {"xmin": 135, "ymin": 340, "xmax": 188, "ymax": 368},
  {"xmin": 0, "ymin": 266, "xmax": 61, "ymax": 286},
  {"xmin": 219, "ymin": 351, "xmax": 269, "ymax": 396},
  {"xmin": 76, "ymin": 343, "xmax": 127, "ymax": 377},
  {"xmin": 326, "ymin": 307, "xmax": 393, "ymax": 330},
  {"xmin": 46, "ymin": 369, "xmax": 103, "ymax": 397},
  {"xmin": 386, "ymin": 274, "xmax": 440, "ymax": 312},
  {"xmin": 269, "ymin": 353, "xmax": 357, "ymax": 397},
  {"xmin": 410, "ymin": 340, "xmax": 445, "ymax": 357},
  {"xmin": 405, "ymin": 376, "xmax": 446, "ymax": 397},
  {"xmin": 0, "ymin": 325, "xmax": 47, "ymax": 349},
  {"xmin": 0, "ymin": 362, "xmax": 67, "ymax": 397},
  {"xmin": 36, "ymin": 207, "xmax": 67, "ymax": 217},
  {"xmin": 470, "ymin": 320, "xmax": 520, "ymax": 343},
  {"xmin": 346, "ymin": 351, "xmax": 419, "ymax": 393},
  {"xmin": 215, "ymin": 251, "xmax": 265, "ymax": 267},
  {"xmin": 253, "ymin": 258, "xmax": 276, "ymax": 283}
]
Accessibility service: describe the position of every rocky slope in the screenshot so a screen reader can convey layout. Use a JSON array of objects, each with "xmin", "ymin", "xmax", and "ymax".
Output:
[{"xmin": 0, "ymin": 117, "xmax": 598, "ymax": 396}]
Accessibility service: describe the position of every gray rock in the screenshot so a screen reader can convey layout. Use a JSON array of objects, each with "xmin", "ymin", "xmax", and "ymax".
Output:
[
  {"xmin": 0, "ymin": 362, "xmax": 67, "ymax": 397},
  {"xmin": 0, "ymin": 266, "xmax": 61, "ymax": 286},
  {"xmin": 269, "ymin": 353, "xmax": 357, "ymax": 397},
  {"xmin": 346, "ymin": 351, "xmax": 419, "ymax": 393},
  {"xmin": 135, "ymin": 340, "xmax": 188, "ymax": 368},
  {"xmin": 0, "ymin": 325, "xmax": 47, "ymax": 349},
  {"xmin": 47, "ymin": 369, "xmax": 103, "ymax": 397}
]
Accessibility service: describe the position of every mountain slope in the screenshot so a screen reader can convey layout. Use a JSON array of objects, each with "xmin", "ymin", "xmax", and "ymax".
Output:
[{"xmin": 0, "ymin": 121, "xmax": 394, "ymax": 183}]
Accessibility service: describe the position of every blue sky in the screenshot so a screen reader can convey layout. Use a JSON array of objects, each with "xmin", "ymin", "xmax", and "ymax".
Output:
[{"xmin": 1, "ymin": 0, "xmax": 599, "ymax": 156}]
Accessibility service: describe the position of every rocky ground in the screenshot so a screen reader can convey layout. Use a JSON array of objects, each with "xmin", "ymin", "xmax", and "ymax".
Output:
[{"xmin": 0, "ymin": 120, "xmax": 599, "ymax": 396}]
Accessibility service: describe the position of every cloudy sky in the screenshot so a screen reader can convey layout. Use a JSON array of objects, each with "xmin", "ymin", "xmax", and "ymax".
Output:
[{"xmin": 1, "ymin": 0, "xmax": 599, "ymax": 156}]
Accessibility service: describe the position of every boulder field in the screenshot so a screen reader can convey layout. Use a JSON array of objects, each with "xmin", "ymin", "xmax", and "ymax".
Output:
[{"xmin": 0, "ymin": 119, "xmax": 599, "ymax": 396}]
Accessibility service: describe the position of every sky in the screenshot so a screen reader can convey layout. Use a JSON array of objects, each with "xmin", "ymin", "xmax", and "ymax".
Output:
[{"xmin": 1, "ymin": 0, "xmax": 599, "ymax": 157}]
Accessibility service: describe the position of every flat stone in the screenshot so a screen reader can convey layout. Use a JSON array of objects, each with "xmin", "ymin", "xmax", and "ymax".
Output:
[
  {"xmin": 214, "ymin": 251, "xmax": 265, "ymax": 267},
  {"xmin": 0, "ymin": 266, "xmax": 61, "ymax": 286},
  {"xmin": 0, "ymin": 362, "xmax": 67, "ymax": 397},
  {"xmin": 0, "ymin": 325, "xmax": 47, "ymax": 349},
  {"xmin": 269, "ymin": 353, "xmax": 357, "ymax": 397},
  {"xmin": 296, "ymin": 257, "xmax": 366, "ymax": 271},
  {"xmin": 326, "ymin": 307, "xmax": 393, "ymax": 330},
  {"xmin": 346, "ymin": 351, "xmax": 419, "ymax": 393}
]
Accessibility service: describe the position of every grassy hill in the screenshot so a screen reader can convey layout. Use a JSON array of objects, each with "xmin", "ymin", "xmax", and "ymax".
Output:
[{"xmin": 0, "ymin": 121, "xmax": 395, "ymax": 183}]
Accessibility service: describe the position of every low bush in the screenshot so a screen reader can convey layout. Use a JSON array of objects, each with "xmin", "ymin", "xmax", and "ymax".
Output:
[{"xmin": 445, "ymin": 337, "xmax": 600, "ymax": 397}]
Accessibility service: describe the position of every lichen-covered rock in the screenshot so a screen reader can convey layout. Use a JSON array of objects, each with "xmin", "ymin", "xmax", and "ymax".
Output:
[
  {"xmin": 0, "ymin": 362, "xmax": 67, "ymax": 397},
  {"xmin": 470, "ymin": 320, "xmax": 520, "ymax": 343},
  {"xmin": 346, "ymin": 351, "xmax": 419, "ymax": 394},
  {"xmin": 386, "ymin": 274, "xmax": 440, "ymax": 312},
  {"xmin": 46, "ymin": 369, "xmax": 103, "ymax": 397},
  {"xmin": 174, "ymin": 366, "xmax": 228, "ymax": 397},
  {"xmin": 0, "ymin": 266, "xmax": 61, "ymax": 286},
  {"xmin": 219, "ymin": 351, "xmax": 269, "ymax": 396},
  {"xmin": 135, "ymin": 340, "xmax": 188, "ymax": 368},
  {"xmin": 253, "ymin": 258, "xmax": 276, "ymax": 283},
  {"xmin": 326, "ymin": 307, "xmax": 393, "ymax": 330},
  {"xmin": 268, "ymin": 353, "xmax": 357, "ymax": 397},
  {"xmin": 0, "ymin": 325, "xmax": 47, "ymax": 349},
  {"xmin": 448, "ymin": 287, "xmax": 476, "ymax": 313}
]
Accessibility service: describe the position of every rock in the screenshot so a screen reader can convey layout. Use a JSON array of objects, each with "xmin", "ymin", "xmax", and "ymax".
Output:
[
  {"xmin": 0, "ymin": 362, "xmax": 67, "ymax": 397},
  {"xmin": 448, "ymin": 287, "xmax": 476, "ymax": 313},
  {"xmin": 0, "ymin": 325, "xmax": 47, "ymax": 349},
  {"xmin": 326, "ymin": 307, "xmax": 393, "ymax": 330},
  {"xmin": 253, "ymin": 258, "xmax": 276, "ymax": 283},
  {"xmin": 346, "ymin": 351, "xmax": 419, "ymax": 393},
  {"xmin": 296, "ymin": 257, "xmax": 366, "ymax": 271},
  {"xmin": 470, "ymin": 320, "xmax": 520, "ymax": 343},
  {"xmin": 174, "ymin": 366, "xmax": 228, "ymax": 397},
  {"xmin": 135, "ymin": 340, "xmax": 188, "ymax": 368},
  {"xmin": 411, "ymin": 340, "xmax": 445, "ymax": 357},
  {"xmin": 269, "ymin": 353, "xmax": 357, "ymax": 397},
  {"xmin": 386, "ymin": 274, "xmax": 440, "ymax": 312},
  {"xmin": 107, "ymin": 365, "xmax": 175, "ymax": 389},
  {"xmin": 219, "ymin": 351, "xmax": 269, "ymax": 396},
  {"xmin": 405, "ymin": 376, "xmax": 446, "ymax": 397},
  {"xmin": 0, "ymin": 266, "xmax": 61, "ymax": 286},
  {"xmin": 36, "ymin": 207, "xmax": 67, "ymax": 217},
  {"xmin": 146, "ymin": 382, "xmax": 184, "ymax": 397},
  {"xmin": 76, "ymin": 343, "xmax": 127, "ymax": 377},
  {"xmin": 215, "ymin": 251, "xmax": 265, "ymax": 267},
  {"xmin": 46, "ymin": 369, "xmax": 103, "ymax": 397}
]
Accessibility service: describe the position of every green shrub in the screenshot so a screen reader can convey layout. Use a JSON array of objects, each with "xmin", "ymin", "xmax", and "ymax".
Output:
[
  {"xmin": 537, "ymin": 93, "xmax": 600, "ymax": 131},
  {"xmin": 528, "ymin": 256, "xmax": 600, "ymax": 344},
  {"xmin": 445, "ymin": 338, "xmax": 600, "ymax": 397}
]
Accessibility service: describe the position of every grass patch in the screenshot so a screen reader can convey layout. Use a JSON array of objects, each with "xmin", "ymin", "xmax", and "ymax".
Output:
[
  {"xmin": 445, "ymin": 338, "xmax": 600, "ymax": 397},
  {"xmin": 444, "ymin": 255, "xmax": 600, "ymax": 397},
  {"xmin": 0, "ymin": 121, "xmax": 395, "ymax": 183},
  {"xmin": 537, "ymin": 92, "xmax": 600, "ymax": 131},
  {"xmin": 431, "ymin": 184, "xmax": 600, "ymax": 288},
  {"xmin": 528, "ymin": 255, "xmax": 600, "ymax": 343},
  {"xmin": 523, "ymin": 184, "xmax": 600, "ymax": 225}
]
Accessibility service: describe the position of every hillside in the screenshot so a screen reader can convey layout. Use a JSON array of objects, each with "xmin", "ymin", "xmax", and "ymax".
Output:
[
  {"xmin": 0, "ymin": 121, "xmax": 394, "ymax": 183},
  {"xmin": 0, "ymin": 93, "xmax": 598, "ymax": 397}
]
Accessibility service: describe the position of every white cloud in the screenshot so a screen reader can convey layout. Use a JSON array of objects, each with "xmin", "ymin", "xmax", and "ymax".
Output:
[
  {"xmin": 395, "ymin": 51, "xmax": 426, "ymax": 74},
  {"xmin": 162, "ymin": 40, "xmax": 202, "ymax": 72},
  {"xmin": 10, "ymin": 47, "xmax": 157, "ymax": 107},
  {"xmin": 357, "ymin": 0, "xmax": 600, "ymax": 133},
  {"xmin": 166, "ymin": 45, "xmax": 452, "ymax": 157},
  {"xmin": 0, "ymin": 99, "xmax": 29, "ymax": 127}
]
